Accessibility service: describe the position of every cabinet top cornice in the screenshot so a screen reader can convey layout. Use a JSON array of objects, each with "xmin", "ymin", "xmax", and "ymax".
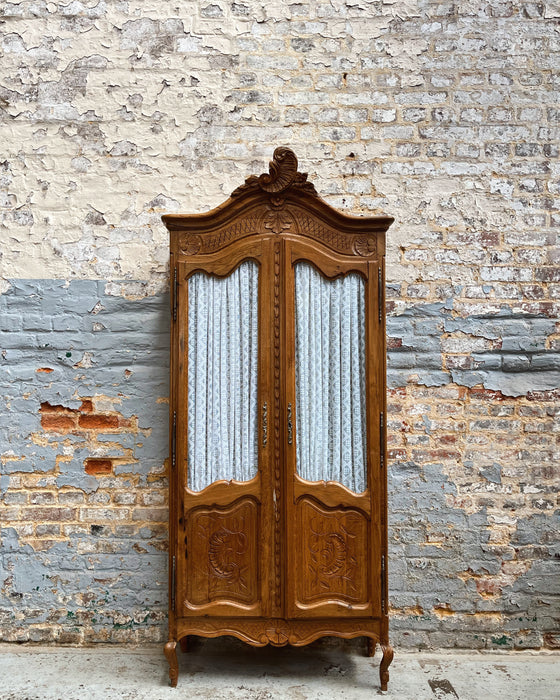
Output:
[{"xmin": 161, "ymin": 147, "xmax": 394, "ymax": 236}]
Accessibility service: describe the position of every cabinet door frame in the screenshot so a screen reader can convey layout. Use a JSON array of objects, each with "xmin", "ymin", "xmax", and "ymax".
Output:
[
  {"xmin": 173, "ymin": 235, "xmax": 276, "ymax": 618},
  {"xmin": 282, "ymin": 236, "xmax": 384, "ymax": 619}
]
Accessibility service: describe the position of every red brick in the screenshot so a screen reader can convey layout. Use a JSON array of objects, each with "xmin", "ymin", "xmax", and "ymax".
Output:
[
  {"xmin": 40, "ymin": 401, "xmax": 77, "ymax": 414},
  {"xmin": 535, "ymin": 267, "xmax": 560, "ymax": 282},
  {"xmin": 84, "ymin": 458, "xmax": 113, "ymax": 475},
  {"xmin": 527, "ymin": 388, "xmax": 560, "ymax": 402},
  {"xmin": 80, "ymin": 399, "xmax": 93, "ymax": 413},
  {"xmin": 476, "ymin": 579, "xmax": 502, "ymax": 597},
  {"xmin": 41, "ymin": 414, "xmax": 76, "ymax": 432},
  {"xmin": 447, "ymin": 230, "xmax": 500, "ymax": 247},
  {"xmin": 468, "ymin": 387, "xmax": 509, "ymax": 401},
  {"xmin": 36, "ymin": 367, "xmax": 54, "ymax": 374},
  {"xmin": 439, "ymin": 435, "xmax": 458, "ymax": 445},
  {"xmin": 78, "ymin": 414, "xmax": 119, "ymax": 430}
]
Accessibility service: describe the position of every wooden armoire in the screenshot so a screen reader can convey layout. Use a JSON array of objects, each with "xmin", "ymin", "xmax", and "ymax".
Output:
[{"xmin": 161, "ymin": 148, "xmax": 394, "ymax": 690}]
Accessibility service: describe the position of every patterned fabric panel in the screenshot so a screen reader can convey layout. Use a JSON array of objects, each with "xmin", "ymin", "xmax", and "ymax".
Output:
[
  {"xmin": 294, "ymin": 262, "xmax": 367, "ymax": 493},
  {"xmin": 187, "ymin": 262, "xmax": 259, "ymax": 491}
]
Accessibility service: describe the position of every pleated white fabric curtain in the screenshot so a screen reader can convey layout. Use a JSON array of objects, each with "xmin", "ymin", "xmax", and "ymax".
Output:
[
  {"xmin": 187, "ymin": 262, "xmax": 259, "ymax": 491},
  {"xmin": 294, "ymin": 262, "xmax": 367, "ymax": 493}
]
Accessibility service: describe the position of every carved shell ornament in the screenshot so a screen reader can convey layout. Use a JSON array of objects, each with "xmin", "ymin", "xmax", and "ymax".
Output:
[
  {"xmin": 231, "ymin": 147, "xmax": 318, "ymax": 198},
  {"xmin": 259, "ymin": 147, "xmax": 298, "ymax": 192},
  {"xmin": 208, "ymin": 527, "xmax": 248, "ymax": 583},
  {"xmin": 320, "ymin": 533, "xmax": 347, "ymax": 576}
]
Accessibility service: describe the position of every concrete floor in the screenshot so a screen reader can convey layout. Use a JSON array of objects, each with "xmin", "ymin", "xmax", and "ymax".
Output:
[{"xmin": 0, "ymin": 639, "xmax": 558, "ymax": 700}]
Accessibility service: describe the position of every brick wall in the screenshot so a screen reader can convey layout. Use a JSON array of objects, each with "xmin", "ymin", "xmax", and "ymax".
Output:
[
  {"xmin": 1, "ymin": 281, "xmax": 169, "ymax": 642},
  {"xmin": 1, "ymin": 1, "xmax": 559, "ymax": 648}
]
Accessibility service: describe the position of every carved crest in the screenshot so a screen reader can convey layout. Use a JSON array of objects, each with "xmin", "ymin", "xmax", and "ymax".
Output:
[{"xmin": 231, "ymin": 147, "xmax": 318, "ymax": 198}]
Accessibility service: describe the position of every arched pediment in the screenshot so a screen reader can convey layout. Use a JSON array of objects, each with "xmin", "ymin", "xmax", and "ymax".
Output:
[{"xmin": 162, "ymin": 147, "xmax": 393, "ymax": 260}]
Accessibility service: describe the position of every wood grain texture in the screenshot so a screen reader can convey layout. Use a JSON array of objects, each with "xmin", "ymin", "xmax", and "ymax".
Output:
[
  {"xmin": 380, "ymin": 644, "xmax": 394, "ymax": 691},
  {"xmin": 185, "ymin": 498, "xmax": 259, "ymax": 607},
  {"xmin": 176, "ymin": 617, "xmax": 383, "ymax": 649},
  {"xmin": 163, "ymin": 147, "xmax": 393, "ymax": 690},
  {"xmin": 294, "ymin": 499, "xmax": 370, "ymax": 612},
  {"xmin": 163, "ymin": 640, "xmax": 178, "ymax": 687}
]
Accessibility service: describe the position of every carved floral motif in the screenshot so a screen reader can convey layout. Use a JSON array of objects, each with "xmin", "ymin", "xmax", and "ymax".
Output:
[
  {"xmin": 187, "ymin": 501, "xmax": 258, "ymax": 605},
  {"xmin": 208, "ymin": 528, "xmax": 248, "ymax": 584},
  {"xmin": 307, "ymin": 516, "xmax": 358, "ymax": 596},
  {"xmin": 264, "ymin": 208, "xmax": 293, "ymax": 234},
  {"xmin": 296, "ymin": 500, "xmax": 368, "ymax": 606},
  {"xmin": 179, "ymin": 233, "xmax": 202, "ymax": 255},
  {"xmin": 319, "ymin": 533, "xmax": 347, "ymax": 576},
  {"xmin": 353, "ymin": 236, "xmax": 377, "ymax": 257}
]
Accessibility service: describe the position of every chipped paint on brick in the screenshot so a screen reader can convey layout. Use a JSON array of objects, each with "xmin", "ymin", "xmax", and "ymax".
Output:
[{"xmin": 1, "ymin": 1, "xmax": 560, "ymax": 648}]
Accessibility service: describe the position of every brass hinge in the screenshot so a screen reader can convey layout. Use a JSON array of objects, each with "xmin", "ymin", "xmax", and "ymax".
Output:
[
  {"xmin": 172, "ymin": 266, "xmax": 178, "ymax": 322},
  {"xmin": 171, "ymin": 411, "xmax": 176, "ymax": 469},
  {"xmin": 380, "ymin": 412, "xmax": 385, "ymax": 469},
  {"xmin": 381, "ymin": 554, "xmax": 386, "ymax": 614},
  {"xmin": 171, "ymin": 554, "xmax": 176, "ymax": 612},
  {"xmin": 378, "ymin": 267, "xmax": 383, "ymax": 322}
]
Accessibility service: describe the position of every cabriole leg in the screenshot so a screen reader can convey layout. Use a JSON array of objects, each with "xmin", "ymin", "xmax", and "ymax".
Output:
[
  {"xmin": 179, "ymin": 636, "xmax": 190, "ymax": 653},
  {"xmin": 379, "ymin": 644, "xmax": 394, "ymax": 691},
  {"xmin": 164, "ymin": 640, "xmax": 179, "ymax": 687},
  {"xmin": 367, "ymin": 637, "xmax": 376, "ymax": 657}
]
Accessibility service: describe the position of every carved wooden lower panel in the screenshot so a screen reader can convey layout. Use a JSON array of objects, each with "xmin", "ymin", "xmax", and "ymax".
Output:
[
  {"xmin": 176, "ymin": 617, "xmax": 383, "ymax": 648},
  {"xmin": 185, "ymin": 498, "xmax": 259, "ymax": 606},
  {"xmin": 295, "ymin": 499, "xmax": 369, "ymax": 607}
]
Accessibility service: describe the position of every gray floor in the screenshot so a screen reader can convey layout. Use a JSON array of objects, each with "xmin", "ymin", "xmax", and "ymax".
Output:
[{"xmin": 0, "ymin": 639, "xmax": 558, "ymax": 700}]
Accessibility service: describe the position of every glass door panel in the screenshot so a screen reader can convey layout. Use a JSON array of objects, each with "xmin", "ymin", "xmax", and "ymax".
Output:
[
  {"xmin": 294, "ymin": 262, "xmax": 367, "ymax": 493},
  {"xmin": 187, "ymin": 261, "xmax": 259, "ymax": 491}
]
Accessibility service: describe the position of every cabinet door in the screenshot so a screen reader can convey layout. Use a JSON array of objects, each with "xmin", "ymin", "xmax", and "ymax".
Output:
[
  {"xmin": 284, "ymin": 238, "xmax": 383, "ymax": 619},
  {"xmin": 174, "ymin": 237, "xmax": 275, "ymax": 617}
]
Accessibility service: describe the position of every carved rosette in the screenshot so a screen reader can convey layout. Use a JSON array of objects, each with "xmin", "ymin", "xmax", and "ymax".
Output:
[
  {"xmin": 266, "ymin": 627, "xmax": 290, "ymax": 646},
  {"xmin": 179, "ymin": 233, "xmax": 202, "ymax": 255},
  {"xmin": 353, "ymin": 236, "xmax": 377, "ymax": 257}
]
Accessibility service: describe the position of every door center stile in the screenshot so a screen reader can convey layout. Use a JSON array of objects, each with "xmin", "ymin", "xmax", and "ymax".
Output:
[{"xmin": 272, "ymin": 237, "xmax": 283, "ymax": 617}]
